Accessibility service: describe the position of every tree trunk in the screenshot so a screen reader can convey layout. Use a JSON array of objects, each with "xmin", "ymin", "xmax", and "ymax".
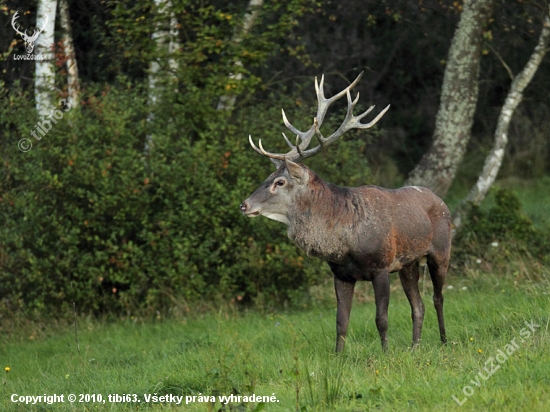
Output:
[
  {"xmin": 35, "ymin": 0, "xmax": 58, "ymax": 117},
  {"xmin": 216, "ymin": 0, "xmax": 264, "ymax": 111},
  {"xmin": 168, "ymin": 7, "xmax": 179, "ymax": 75},
  {"xmin": 452, "ymin": 9, "xmax": 550, "ymax": 234},
  {"xmin": 145, "ymin": 0, "xmax": 179, "ymax": 153},
  {"xmin": 59, "ymin": 0, "xmax": 80, "ymax": 109},
  {"xmin": 405, "ymin": 0, "xmax": 495, "ymax": 197}
]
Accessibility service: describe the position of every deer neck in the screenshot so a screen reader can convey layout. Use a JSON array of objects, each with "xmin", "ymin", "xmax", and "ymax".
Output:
[{"xmin": 287, "ymin": 176, "xmax": 355, "ymax": 261}]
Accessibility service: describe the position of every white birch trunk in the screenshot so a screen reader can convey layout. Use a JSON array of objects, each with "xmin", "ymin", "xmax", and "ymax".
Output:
[
  {"xmin": 452, "ymin": 10, "xmax": 550, "ymax": 234},
  {"xmin": 217, "ymin": 0, "xmax": 264, "ymax": 111},
  {"xmin": 59, "ymin": 0, "xmax": 80, "ymax": 109},
  {"xmin": 145, "ymin": 0, "xmax": 179, "ymax": 153},
  {"xmin": 168, "ymin": 9, "xmax": 179, "ymax": 75},
  {"xmin": 35, "ymin": 0, "xmax": 58, "ymax": 117}
]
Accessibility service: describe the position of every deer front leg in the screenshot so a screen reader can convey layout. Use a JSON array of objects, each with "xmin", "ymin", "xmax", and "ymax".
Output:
[
  {"xmin": 372, "ymin": 271, "xmax": 391, "ymax": 351},
  {"xmin": 334, "ymin": 276, "xmax": 356, "ymax": 352}
]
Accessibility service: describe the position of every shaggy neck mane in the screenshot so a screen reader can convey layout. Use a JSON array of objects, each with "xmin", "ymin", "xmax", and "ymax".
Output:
[{"xmin": 287, "ymin": 172, "xmax": 365, "ymax": 261}]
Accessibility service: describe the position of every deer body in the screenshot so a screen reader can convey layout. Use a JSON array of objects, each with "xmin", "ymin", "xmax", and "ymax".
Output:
[{"xmin": 241, "ymin": 73, "xmax": 451, "ymax": 352}]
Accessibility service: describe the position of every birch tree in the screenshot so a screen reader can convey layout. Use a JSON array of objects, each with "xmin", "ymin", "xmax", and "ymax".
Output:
[
  {"xmin": 452, "ymin": 8, "xmax": 550, "ymax": 234},
  {"xmin": 35, "ymin": 0, "xmax": 58, "ymax": 117},
  {"xmin": 217, "ymin": 0, "xmax": 264, "ymax": 111},
  {"xmin": 145, "ymin": 0, "xmax": 179, "ymax": 153},
  {"xmin": 405, "ymin": 0, "xmax": 495, "ymax": 197},
  {"xmin": 59, "ymin": 0, "xmax": 80, "ymax": 109}
]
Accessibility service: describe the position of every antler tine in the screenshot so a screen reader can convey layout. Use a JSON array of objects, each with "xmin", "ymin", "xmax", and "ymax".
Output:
[
  {"xmin": 248, "ymin": 135, "xmax": 264, "ymax": 156},
  {"xmin": 258, "ymin": 140, "xmax": 282, "ymax": 159},
  {"xmin": 356, "ymin": 104, "xmax": 376, "ymax": 119},
  {"xmin": 295, "ymin": 135, "xmax": 303, "ymax": 156},
  {"xmin": 327, "ymin": 71, "xmax": 364, "ymax": 103},
  {"xmin": 314, "ymin": 71, "xmax": 364, "ymax": 126},
  {"xmin": 357, "ymin": 104, "xmax": 391, "ymax": 129},
  {"xmin": 39, "ymin": 13, "xmax": 49, "ymax": 31},
  {"xmin": 317, "ymin": 88, "xmax": 390, "ymax": 146},
  {"xmin": 281, "ymin": 109, "xmax": 316, "ymax": 150},
  {"xmin": 314, "ymin": 74, "xmax": 324, "ymax": 98},
  {"xmin": 28, "ymin": 14, "xmax": 49, "ymax": 41},
  {"xmin": 281, "ymin": 109, "xmax": 303, "ymax": 137},
  {"xmin": 248, "ymin": 135, "xmax": 286, "ymax": 167},
  {"xmin": 11, "ymin": 11, "xmax": 25, "ymax": 36},
  {"xmin": 282, "ymin": 132, "xmax": 295, "ymax": 149}
]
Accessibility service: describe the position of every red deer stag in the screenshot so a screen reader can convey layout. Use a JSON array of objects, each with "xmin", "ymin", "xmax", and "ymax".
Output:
[{"xmin": 240, "ymin": 72, "xmax": 451, "ymax": 352}]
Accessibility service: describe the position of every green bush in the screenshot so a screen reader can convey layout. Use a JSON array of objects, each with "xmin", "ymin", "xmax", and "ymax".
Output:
[
  {"xmin": 0, "ymin": 0, "xmax": 383, "ymax": 318},
  {"xmin": 0, "ymin": 79, "xmax": 377, "ymax": 317},
  {"xmin": 453, "ymin": 187, "xmax": 550, "ymax": 265}
]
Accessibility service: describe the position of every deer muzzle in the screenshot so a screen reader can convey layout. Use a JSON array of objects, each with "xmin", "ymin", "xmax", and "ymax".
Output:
[{"xmin": 239, "ymin": 201, "xmax": 260, "ymax": 217}]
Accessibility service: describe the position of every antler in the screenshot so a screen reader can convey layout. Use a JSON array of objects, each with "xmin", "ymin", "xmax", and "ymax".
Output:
[
  {"xmin": 27, "ymin": 14, "xmax": 49, "ymax": 42},
  {"xmin": 11, "ymin": 11, "xmax": 49, "ymax": 42},
  {"xmin": 11, "ymin": 11, "xmax": 26, "ymax": 38},
  {"xmin": 249, "ymin": 72, "xmax": 390, "ymax": 166}
]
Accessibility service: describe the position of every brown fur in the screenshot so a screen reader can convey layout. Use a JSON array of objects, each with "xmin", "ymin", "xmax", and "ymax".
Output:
[
  {"xmin": 241, "ymin": 161, "xmax": 451, "ymax": 352},
  {"xmin": 288, "ymin": 168, "xmax": 450, "ymax": 275}
]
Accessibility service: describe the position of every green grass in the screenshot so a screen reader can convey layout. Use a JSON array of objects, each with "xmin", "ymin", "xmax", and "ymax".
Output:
[
  {"xmin": 2, "ymin": 268, "xmax": 549, "ymax": 411},
  {"xmin": 496, "ymin": 176, "xmax": 550, "ymax": 228}
]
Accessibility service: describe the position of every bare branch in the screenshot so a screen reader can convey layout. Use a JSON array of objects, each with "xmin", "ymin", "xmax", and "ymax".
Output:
[{"xmin": 485, "ymin": 41, "xmax": 514, "ymax": 81}]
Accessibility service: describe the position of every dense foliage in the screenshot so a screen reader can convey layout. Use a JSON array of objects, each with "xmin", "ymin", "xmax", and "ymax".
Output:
[
  {"xmin": 453, "ymin": 187, "xmax": 550, "ymax": 268},
  {"xmin": 1, "ymin": 0, "xmax": 549, "ymax": 317},
  {"xmin": 0, "ymin": 74, "xmax": 383, "ymax": 316},
  {"xmin": 2, "ymin": 1, "xmax": 549, "ymax": 173}
]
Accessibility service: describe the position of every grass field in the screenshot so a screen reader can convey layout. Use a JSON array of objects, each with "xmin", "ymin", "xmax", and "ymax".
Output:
[
  {"xmin": 2, "ymin": 181, "xmax": 549, "ymax": 411},
  {"xmin": 2, "ymin": 264, "xmax": 549, "ymax": 411}
]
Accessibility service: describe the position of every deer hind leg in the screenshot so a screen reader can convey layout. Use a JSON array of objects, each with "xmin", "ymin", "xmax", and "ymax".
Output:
[
  {"xmin": 398, "ymin": 262, "xmax": 425, "ymax": 348},
  {"xmin": 372, "ymin": 271, "xmax": 391, "ymax": 351},
  {"xmin": 333, "ymin": 276, "xmax": 356, "ymax": 352},
  {"xmin": 427, "ymin": 255, "xmax": 449, "ymax": 344}
]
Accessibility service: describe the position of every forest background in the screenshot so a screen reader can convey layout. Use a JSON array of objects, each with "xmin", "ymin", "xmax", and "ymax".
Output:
[{"xmin": 1, "ymin": 0, "xmax": 549, "ymax": 318}]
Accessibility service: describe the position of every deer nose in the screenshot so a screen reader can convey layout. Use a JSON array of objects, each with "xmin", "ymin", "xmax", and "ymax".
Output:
[{"xmin": 239, "ymin": 202, "xmax": 249, "ymax": 214}]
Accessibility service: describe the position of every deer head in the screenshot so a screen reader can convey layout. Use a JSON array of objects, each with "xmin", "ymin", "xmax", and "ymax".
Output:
[
  {"xmin": 12, "ymin": 11, "xmax": 49, "ymax": 54},
  {"xmin": 241, "ymin": 72, "xmax": 390, "ymax": 223}
]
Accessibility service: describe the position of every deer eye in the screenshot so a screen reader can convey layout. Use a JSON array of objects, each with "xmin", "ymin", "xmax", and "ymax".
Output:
[{"xmin": 275, "ymin": 180, "xmax": 285, "ymax": 186}]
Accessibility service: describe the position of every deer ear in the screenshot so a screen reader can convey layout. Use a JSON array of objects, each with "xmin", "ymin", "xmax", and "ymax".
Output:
[{"xmin": 285, "ymin": 159, "xmax": 308, "ymax": 184}]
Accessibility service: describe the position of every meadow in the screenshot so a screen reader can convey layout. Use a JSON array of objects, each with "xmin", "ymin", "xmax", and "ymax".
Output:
[
  {"xmin": 2, "ymin": 263, "xmax": 549, "ymax": 411},
  {"xmin": 2, "ymin": 1, "xmax": 549, "ymax": 409},
  {"xmin": 2, "ymin": 180, "xmax": 549, "ymax": 412}
]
